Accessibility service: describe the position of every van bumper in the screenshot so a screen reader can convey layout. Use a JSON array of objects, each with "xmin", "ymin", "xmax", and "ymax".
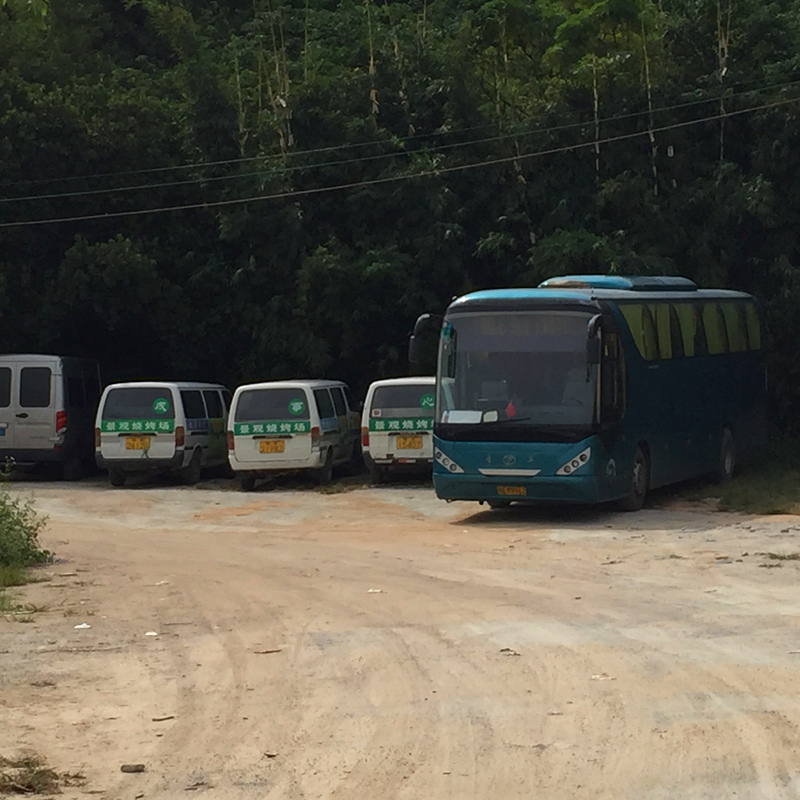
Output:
[
  {"xmin": 228, "ymin": 452, "xmax": 324, "ymax": 473},
  {"xmin": 364, "ymin": 452, "xmax": 433, "ymax": 471},
  {"xmin": 96, "ymin": 451, "xmax": 185, "ymax": 472}
]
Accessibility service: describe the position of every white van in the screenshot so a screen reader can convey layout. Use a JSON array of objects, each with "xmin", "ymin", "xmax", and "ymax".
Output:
[
  {"xmin": 0, "ymin": 354, "xmax": 101, "ymax": 480},
  {"xmin": 361, "ymin": 377, "xmax": 435, "ymax": 483},
  {"xmin": 95, "ymin": 382, "xmax": 229, "ymax": 486},
  {"xmin": 227, "ymin": 380, "xmax": 360, "ymax": 491}
]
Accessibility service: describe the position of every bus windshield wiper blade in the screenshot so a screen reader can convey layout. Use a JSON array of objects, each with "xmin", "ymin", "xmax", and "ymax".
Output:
[{"xmin": 486, "ymin": 416, "xmax": 532, "ymax": 424}]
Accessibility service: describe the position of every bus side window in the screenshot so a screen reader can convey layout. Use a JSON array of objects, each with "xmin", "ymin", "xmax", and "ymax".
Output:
[
  {"xmin": 745, "ymin": 302, "xmax": 762, "ymax": 350},
  {"xmin": 669, "ymin": 305, "xmax": 685, "ymax": 358},
  {"xmin": 703, "ymin": 302, "xmax": 729, "ymax": 354},
  {"xmin": 654, "ymin": 305, "xmax": 672, "ymax": 359},
  {"xmin": 721, "ymin": 302, "xmax": 748, "ymax": 352},
  {"xmin": 693, "ymin": 305, "xmax": 709, "ymax": 356},
  {"xmin": 601, "ymin": 333, "xmax": 626, "ymax": 423},
  {"xmin": 641, "ymin": 306, "xmax": 660, "ymax": 361},
  {"xmin": 674, "ymin": 303, "xmax": 696, "ymax": 357}
]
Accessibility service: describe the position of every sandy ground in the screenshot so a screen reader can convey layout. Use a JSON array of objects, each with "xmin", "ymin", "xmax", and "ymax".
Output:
[{"xmin": 3, "ymin": 477, "xmax": 800, "ymax": 799}]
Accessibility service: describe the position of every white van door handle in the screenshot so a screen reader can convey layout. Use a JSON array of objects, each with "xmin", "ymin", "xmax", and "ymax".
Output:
[{"xmin": 15, "ymin": 413, "xmax": 28, "ymax": 419}]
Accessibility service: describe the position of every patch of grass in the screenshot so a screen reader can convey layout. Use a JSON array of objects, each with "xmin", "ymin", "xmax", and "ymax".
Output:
[
  {"xmin": 0, "ymin": 592, "xmax": 48, "ymax": 620},
  {"xmin": 688, "ymin": 438, "xmax": 800, "ymax": 515},
  {"xmin": 0, "ymin": 754, "xmax": 60, "ymax": 794},
  {"xmin": 761, "ymin": 552, "xmax": 800, "ymax": 561},
  {"xmin": 0, "ymin": 566, "xmax": 27, "ymax": 588},
  {"xmin": 0, "ymin": 462, "xmax": 50, "ymax": 569}
]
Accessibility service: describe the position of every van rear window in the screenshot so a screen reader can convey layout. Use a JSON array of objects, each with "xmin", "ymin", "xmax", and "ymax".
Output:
[
  {"xmin": 103, "ymin": 388, "xmax": 176, "ymax": 419},
  {"xmin": 372, "ymin": 384, "xmax": 434, "ymax": 417},
  {"xmin": 235, "ymin": 389, "xmax": 310, "ymax": 421}
]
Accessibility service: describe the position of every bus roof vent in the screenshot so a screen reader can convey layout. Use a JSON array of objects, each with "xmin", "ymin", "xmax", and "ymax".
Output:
[{"xmin": 538, "ymin": 275, "xmax": 698, "ymax": 292}]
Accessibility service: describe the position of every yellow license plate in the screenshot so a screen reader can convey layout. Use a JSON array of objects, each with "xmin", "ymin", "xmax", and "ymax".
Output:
[
  {"xmin": 396, "ymin": 435, "xmax": 423, "ymax": 450},
  {"xmin": 497, "ymin": 485, "xmax": 526, "ymax": 497},
  {"xmin": 125, "ymin": 436, "xmax": 150, "ymax": 451},
  {"xmin": 259, "ymin": 440, "xmax": 285, "ymax": 454}
]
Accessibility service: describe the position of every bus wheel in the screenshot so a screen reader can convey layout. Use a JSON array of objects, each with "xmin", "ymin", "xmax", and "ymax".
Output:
[
  {"xmin": 487, "ymin": 500, "xmax": 511, "ymax": 509},
  {"xmin": 317, "ymin": 451, "xmax": 334, "ymax": 485},
  {"xmin": 715, "ymin": 428, "xmax": 736, "ymax": 483},
  {"xmin": 618, "ymin": 446, "xmax": 648, "ymax": 512}
]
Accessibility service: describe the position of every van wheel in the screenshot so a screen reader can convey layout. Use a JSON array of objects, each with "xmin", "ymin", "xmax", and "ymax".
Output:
[
  {"xmin": 714, "ymin": 428, "xmax": 735, "ymax": 483},
  {"xmin": 108, "ymin": 469, "xmax": 126, "ymax": 487},
  {"xmin": 317, "ymin": 451, "xmax": 333, "ymax": 485},
  {"xmin": 62, "ymin": 456, "xmax": 83, "ymax": 482},
  {"xmin": 181, "ymin": 449, "xmax": 202, "ymax": 485},
  {"xmin": 239, "ymin": 474, "xmax": 256, "ymax": 492},
  {"xmin": 368, "ymin": 462, "xmax": 385, "ymax": 484},
  {"xmin": 345, "ymin": 443, "xmax": 363, "ymax": 476},
  {"xmin": 618, "ymin": 446, "xmax": 649, "ymax": 512}
]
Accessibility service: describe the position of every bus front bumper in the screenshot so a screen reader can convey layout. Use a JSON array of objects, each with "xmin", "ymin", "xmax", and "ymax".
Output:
[{"xmin": 433, "ymin": 472, "xmax": 602, "ymax": 504}]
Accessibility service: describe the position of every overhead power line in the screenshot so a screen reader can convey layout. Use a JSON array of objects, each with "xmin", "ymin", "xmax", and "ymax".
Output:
[
  {"xmin": 0, "ymin": 97, "xmax": 795, "ymax": 230},
  {"xmin": 1, "ymin": 76, "xmax": 798, "ymax": 197}
]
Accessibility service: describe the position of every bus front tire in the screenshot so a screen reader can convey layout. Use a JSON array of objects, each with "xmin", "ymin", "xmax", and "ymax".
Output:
[
  {"xmin": 715, "ymin": 428, "xmax": 735, "ymax": 483},
  {"xmin": 618, "ymin": 446, "xmax": 648, "ymax": 512}
]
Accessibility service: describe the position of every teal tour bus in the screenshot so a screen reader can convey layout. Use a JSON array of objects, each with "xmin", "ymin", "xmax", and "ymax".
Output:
[{"xmin": 409, "ymin": 275, "xmax": 767, "ymax": 510}]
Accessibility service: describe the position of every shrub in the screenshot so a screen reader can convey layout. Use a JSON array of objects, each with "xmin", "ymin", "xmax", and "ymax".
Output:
[{"xmin": 0, "ymin": 472, "xmax": 49, "ymax": 568}]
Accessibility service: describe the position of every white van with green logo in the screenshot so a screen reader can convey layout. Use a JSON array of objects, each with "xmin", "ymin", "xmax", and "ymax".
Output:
[
  {"xmin": 227, "ymin": 380, "xmax": 360, "ymax": 491},
  {"xmin": 95, "ymin": 381, "xmax": 229, "ymax": 486},
  {"xmin": 361, "ymin": 377, "xmax": 435, "ymax": 483}
]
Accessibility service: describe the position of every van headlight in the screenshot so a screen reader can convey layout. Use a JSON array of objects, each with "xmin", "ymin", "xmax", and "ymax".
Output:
[{"xmin": 556, "ymin": 447, "xmax": 591, "ymax": 476}]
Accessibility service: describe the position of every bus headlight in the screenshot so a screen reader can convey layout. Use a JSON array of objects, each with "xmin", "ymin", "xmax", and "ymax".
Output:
[
  {"xmin": 556, "ymin": 447, "xmax": 591, "ymax": 476},
  {"xmin": 434, "ymin": 448, "xmax": 465, "ymax": 474}
]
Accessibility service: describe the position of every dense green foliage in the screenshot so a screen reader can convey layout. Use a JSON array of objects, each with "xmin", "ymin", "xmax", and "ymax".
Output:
[
  {"xmin": 0, "ymin": 481, "xmax": 49, "ymax": 568},
  {"xmin": 2, "ymin": 0, "xmax": 800, "ymax": 428}
]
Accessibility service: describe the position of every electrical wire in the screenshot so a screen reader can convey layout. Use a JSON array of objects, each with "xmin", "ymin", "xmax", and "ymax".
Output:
[
  {"xmin": 1, "ymin": 75, "xmax": 798, "ymax": 196},
  {"xmin": 0, "ymin": 97, "xmax": 795, "ymax": 229}
]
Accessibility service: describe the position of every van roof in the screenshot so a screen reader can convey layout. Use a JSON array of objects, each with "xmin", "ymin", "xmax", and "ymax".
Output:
[
  {"xmin": 0, "ymin": 354, "xmax": 64, "ymax": 362},
  {"xmin": 104, "ymin": 381, "xmax": 226, "ymax": 390},
  {"xmin": 368, "ymin": 377, "xmax": 435, "ymax": 389},
  {"xmin": 235, "ymin": 380, "xmax": 348, "ymax": 391}
]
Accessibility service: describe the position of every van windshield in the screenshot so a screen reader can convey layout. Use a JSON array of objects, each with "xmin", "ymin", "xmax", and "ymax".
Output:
[
  {"xmin": 235, "ymin": 389, "xmax": 311, "ymax": 421},
  {"xmin": 103, "ymin": 388, "xmax": 175, "ymax": 420},
  {"xmin": 372, "ymin": 384, "xmax": 434, "ymax": 418}
]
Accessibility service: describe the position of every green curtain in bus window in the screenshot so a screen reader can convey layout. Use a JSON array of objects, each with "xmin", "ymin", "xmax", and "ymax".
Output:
[
  {"xmin": 654, "ymin": 305, "xmax": 672, "ymax": 359},
  {"xmin": 745, "ymin": 303, "xmax": 762, "ymax": 350},
  {"xmin": 620, "ymin": 305, "xmax": 647, "ymax": 359},
  {"xmin": 668, "ymin": 305, "xmax": 685, "ymax": 357},
  {"xmin": 641, "ymin": 306, "xmax": 660, "ymax": 360},
  {"xmin": 703, "ymin": 303, "xmax": 729, "ymax": 354},
  {"xmin": 673, "ymin": 303, "xmax": 696, "ymax": 357},
  {"xmin": 721, "ymin": 303, "xmax": 747, "ymax": 352}
]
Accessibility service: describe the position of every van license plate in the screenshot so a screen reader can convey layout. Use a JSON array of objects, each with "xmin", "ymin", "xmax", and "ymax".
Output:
[
  {"xmin": 396, "ymin": 436, "xmax": 422, "ymax": 450},
  {"xmin": 497, "ymin": 486, "xmax": 526, "ymax": 497},
  {"xmin": 259, "ymin": 440, "xmax": 285, "ymax": 454},
  {"xmin": 125, "ymin": 436, "xmax": 150, "ymax": 451}
]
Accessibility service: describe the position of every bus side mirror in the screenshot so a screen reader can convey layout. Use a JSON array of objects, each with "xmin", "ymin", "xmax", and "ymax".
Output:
[
  {"xmin": 408, "ymin": 313, "xmax": 443, "ymax": 365},
  {"xmin": 586, "ymin": 314, "xmax": 603, "ymax": 364}
]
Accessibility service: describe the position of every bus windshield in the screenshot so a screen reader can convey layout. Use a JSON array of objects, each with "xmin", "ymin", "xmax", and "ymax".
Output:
[{"xmin": 436, "ymin": 310, "xmax": 596, "ymax": 435}]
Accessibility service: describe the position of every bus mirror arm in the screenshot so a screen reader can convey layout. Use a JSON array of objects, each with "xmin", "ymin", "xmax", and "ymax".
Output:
[{"xmin": 586, "ymin": 314, "xmax": 603, "ymax": 375}]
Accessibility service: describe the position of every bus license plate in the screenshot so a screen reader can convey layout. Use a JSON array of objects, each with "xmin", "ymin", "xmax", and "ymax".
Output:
[
  {"xmin": 497, "ymin": 485, "xmax": 526, "ymax": 497},
  {"xmin": 396, "ymin": 435, "xmax": 422, "ymax": 450},
  {"xmin": 259, "ymin": 440, "xmax": 285, "ymax": 454},
  {"xmin": 125, "ymin": 436, "xmax": 150, "ymax": 451}
]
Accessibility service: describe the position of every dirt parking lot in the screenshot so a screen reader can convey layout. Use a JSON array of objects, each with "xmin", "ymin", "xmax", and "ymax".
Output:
[{"xmin": 3, "ymin": 478, "xmax": 800, "ymax": 799}]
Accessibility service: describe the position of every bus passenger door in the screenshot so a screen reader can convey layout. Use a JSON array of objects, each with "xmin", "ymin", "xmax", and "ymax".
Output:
[{"xmin": 599, "ymin": 333, "xmax": 629, "ymax": 497}]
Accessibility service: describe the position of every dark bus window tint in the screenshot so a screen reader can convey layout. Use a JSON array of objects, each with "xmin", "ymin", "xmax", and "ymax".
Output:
[
  {"xmin": 641, "ymin": 306, "xmax": 660, "ymax": 361},
  {"xmin": 372, "ymin": 383, "xmax": 435, "ymax": 417},
  {"xmin": 181, "ymin": 390, "xmax": 206, "ymax": 419},
  {"xmin": 669, "ymin": 306, "xmax": 685, "ymax": 358},
  {"xmin": 20, "ymin": 367, "xmax": 51, "ymax": 408},
  {"xmin": 0, "ymin": 368, "xmax": 10, "ymax": 408},
  {"xmin": 203, "ymin": 390, "xmax": 223, "ymax": 419},
  {"xmin": 693, "ymin": 305, "xmax": 708, "ymax": 356},
  {"xmin": 103, "ymin": 388, "xmax": 176, "ymax": 419},
  {"xmin": 314, "ymin": 389, "xmax": 335, "ymax": 419},
  {"xmin": 745, "ymin": 303, "xmax": 762, "ymax": 350},
  {"xmin": 674, "ymin": 303, "xmax": 696, "ymax": 357},
  {"xmin": 654, "ymin": 305, "xmax": 672, "ymax": 359},
  {"xmin": 620, "ymin": 304, "xmax": 646, "ymax": 359},
  {"xmin": 331, "ymin": 387, "xmax": 347, "ymax": 417},
  {"xmin": 703, "ymin": 302, "xmax": 728, "ymax": 354},
  {"xmin": 235, "ymin": 389, "xmax": 310, "ymax": 422},
  {"xmin": 721, "ymin": 303, "xmax": 748, "ymax": 352},
  {"xmin": 67, "ymin": 375, "xmax": 86, "ymax": 408}
]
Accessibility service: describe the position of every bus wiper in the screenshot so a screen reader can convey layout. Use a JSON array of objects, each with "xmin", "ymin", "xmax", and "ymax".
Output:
[{"xmin": 484, "ymin": 415, "xmax": 532, "ymax": 424}]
